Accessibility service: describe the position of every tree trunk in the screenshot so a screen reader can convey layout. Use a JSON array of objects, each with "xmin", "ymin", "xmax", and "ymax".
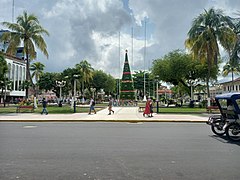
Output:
[
  {"xmin": 231, "ymin": 68, "xmax": 234, "ymax": 92},
  {"xmin": 25, "ymin": 43, "xmax": 34, "ymax": 99},
  {"xmin": 206, "ymin": 43, "xmax": 211, "ymax": 98}
]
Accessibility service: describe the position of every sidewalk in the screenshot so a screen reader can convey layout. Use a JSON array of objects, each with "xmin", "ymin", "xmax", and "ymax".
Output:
[{"xmin": 0, "ymin": 107, "xmax": 210, "ymax": 123}]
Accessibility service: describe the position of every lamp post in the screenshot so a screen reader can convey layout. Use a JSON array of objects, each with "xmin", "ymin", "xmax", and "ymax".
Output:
[
  {"xmin": 155, "ymin": 76, "xmax": 160, "ymax": 113},
  {"xmin": 90, "ymin": 87, "xmax": 96, "ymax": 99},
  {"xmin": 56, "ymin": 80, "xmax": 66, "ymax": 107},
  {"xmin": 72, "ymin": 75, "xmax": 79, "ymax": 113}
]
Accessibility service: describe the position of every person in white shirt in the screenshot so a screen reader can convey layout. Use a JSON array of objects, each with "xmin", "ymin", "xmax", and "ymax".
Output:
[{"xmin": 88, "ymin": 97, "xmax": 96, "ymax": 115}]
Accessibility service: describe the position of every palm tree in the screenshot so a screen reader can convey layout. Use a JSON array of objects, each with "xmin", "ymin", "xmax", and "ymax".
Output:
[
  {"xmin": 222, "ymin": 63, "xmax": 240, "ymax": 89},
  {"xmin": 185, "ymin": 8, "xmax": 237, "ymax": 98},
  {"xmin": 75, "ymin": 60, "xmax": 94, "ymax": 95},
  {"xmin": 1, "ymin": 11, "xmax": 49, "ymax": 98},
  {"xmin": 30, "ymin": 62, "xmax": 45, "ymax": 96},
  {"xmin": 220, "ymin": 16, "xmax": 240, "ymax": 91}
]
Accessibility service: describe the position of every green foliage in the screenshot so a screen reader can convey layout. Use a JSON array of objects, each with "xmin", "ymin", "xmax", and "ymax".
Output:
[
  {"xmin": 38, "ymin": 72, "xmax": 61, "ymax": 94},
  {"xmin": 185, "ymin": 8, "xmax": 236, "ymax": 97},
  {"xmin": 0, "ymin": 53, "xmax": 8, "ymax": 81},
  {"xmin": 92, "ymin": 70, "xmax": 115, "ymax": 95},
  {"xmin": 1, "ymin": 11, "xmax": 49, "ymax": 98},
  {"xmin": 30, "ymin": 62, "xmax": 45, "ymax": 82},
  {"xmin": 132, "ymin": 71, "xmax": 155, "ymax": 98},
  {"xmin": 61, "ymin": 67, "xmax": 82, "ymax": 97}
]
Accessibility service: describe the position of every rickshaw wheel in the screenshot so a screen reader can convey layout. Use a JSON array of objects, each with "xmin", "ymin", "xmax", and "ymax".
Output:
[
  {"xmin": 226, "ymin": 123, "xmax": 240, "ymax": 141},
  {"xmin": 211, "ymin": 120, "xmax": 225, "ymax": 136}
]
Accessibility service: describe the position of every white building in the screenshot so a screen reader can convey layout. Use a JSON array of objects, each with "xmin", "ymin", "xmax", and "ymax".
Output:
[
  {"xmin": 209, "ymin": 78, "xmax": 240, "ymax": 99},
  {"xmin": 1, "ymin": 54, "xmax": 26, "ymax": 102}
]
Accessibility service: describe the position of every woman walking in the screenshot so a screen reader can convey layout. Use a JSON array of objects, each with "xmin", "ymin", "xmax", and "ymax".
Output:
[{"xmin": 143, "ymin": 99, "xmax": 151, "ymax": 117}]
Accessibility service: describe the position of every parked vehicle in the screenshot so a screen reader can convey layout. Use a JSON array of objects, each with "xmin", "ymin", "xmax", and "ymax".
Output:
[{"xmin": 206, "ymin": 93, "xmax": 240, "ymax": 141}]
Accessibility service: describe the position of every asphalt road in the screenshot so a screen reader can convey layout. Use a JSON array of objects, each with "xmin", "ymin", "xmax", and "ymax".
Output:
[{"xmin": 0, "ymin": 122, "xmax": 239, "ymax": 180}]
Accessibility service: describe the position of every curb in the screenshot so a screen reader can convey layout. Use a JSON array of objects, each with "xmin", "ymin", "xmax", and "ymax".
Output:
[{"xmin": 0, "ymin": 119, "xmax": 207, "ymax": 123}]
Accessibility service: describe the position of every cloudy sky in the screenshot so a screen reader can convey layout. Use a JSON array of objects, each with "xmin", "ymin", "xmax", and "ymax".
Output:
[{"xmin": 0, "ymin": 0, "xmax": 240, "ymax": 80}]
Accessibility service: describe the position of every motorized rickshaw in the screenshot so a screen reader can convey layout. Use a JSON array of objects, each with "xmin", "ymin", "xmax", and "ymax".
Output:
[{"xmin": 207, "ymin": 93, "xmax": 240, "ymax": 141}]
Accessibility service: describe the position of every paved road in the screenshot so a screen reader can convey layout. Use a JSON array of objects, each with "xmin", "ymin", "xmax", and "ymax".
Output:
[
  {"xmin": 0, "ymin": 107, "xmax": 209, "ymax": 122},
  {"xmin": 0, "ymin": 122, "xmax": 239, "ymax": 180}
]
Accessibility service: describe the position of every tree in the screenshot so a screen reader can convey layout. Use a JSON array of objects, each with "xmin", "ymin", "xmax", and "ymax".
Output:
[
  {"xmin": 61, "ymin": 68, "xmax": 82, "ymax": 98},
  {"xmin": 222, "ymin": 63, "xmax": 240, "ymax": 84},
  {"xmin": 38, "ymin": 72, "xmax": 61, "ymax": 96},
  {"xmin": 1, "ymin": 11, "xmax": 49, "ymax": 98},
  {"xmin": 152, "ymin": 50, "xmax": 217, "ymax": 96},
  {"xmin": 185, "ymin": 8, "xmax": 236, "ymax": 97},
  {"xmin": 92, "ymin": 70, "xmax": 116, "ymax": 98},
  {"xmin": 132, "ymin": 70, "xmax": 153, "ymax": 99},
  {"xmin": 221, "ymin": 15, "xmax": 240, "ymax": 88},
  {"xmin": 30, "ymin": 62, "xmax": 45, "ymax": 96},
  {"xmin": 0, "ymin": 53, "xmax": 9, "ymax": 106},
  {"xmin": 75, "ymin": 60, "xmax": 94, "ymax": 95},
  {"xmin": 0, "ymin": 53, "xmax": 8, "ymax": 79}
]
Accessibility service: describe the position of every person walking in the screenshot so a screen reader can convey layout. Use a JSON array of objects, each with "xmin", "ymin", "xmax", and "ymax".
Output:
[
  {"xmin": 41, "ymin": 98, "xmax": 48, "ymax": 115},
  {"xmin": 108, "ymin": 98, "xmax": 114, "ymax": 115},
  {"xmin": 88, "ymin": 97, "xmax": 96, "ymax": 115},
  {"xmin": 143, "ymin": 98, "xmax": 151, "ymax": 117}
]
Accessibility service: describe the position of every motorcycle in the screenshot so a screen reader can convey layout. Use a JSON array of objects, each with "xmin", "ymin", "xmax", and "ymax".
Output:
[{"xmin": 206, "ymin": 93, "xmax": 240, "ymax": 141}]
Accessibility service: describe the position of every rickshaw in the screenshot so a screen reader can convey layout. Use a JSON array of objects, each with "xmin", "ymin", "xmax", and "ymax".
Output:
[{"xmin": 207, "ymin": 93, "xmax": 240, "ymax": 141}]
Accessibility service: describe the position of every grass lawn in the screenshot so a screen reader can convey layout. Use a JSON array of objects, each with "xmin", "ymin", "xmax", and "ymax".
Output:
[
  {"xmin": 0, "ymin": 104, "xmax": 208, "ymax": 114},
  {"xmin": 0, "ymin": 105, "xmax": 106, "ymax": 114},
  {"xmin": 155, "ymin": 107, "xmax": 207, "ymax": 114}
]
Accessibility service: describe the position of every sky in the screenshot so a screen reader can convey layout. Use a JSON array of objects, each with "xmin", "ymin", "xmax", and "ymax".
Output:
[{"xmin": 0, "ymin": 0, "xmax": 240, "ymax": 81}]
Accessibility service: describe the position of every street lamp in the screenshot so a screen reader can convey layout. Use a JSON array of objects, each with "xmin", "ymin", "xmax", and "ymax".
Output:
[
  {"xmin": 72, "ymin": 75, "xmax": 79, "ymax": 113},
  {"xmin": 90, "ymin": 87, "xmax": 96, "ymax": 99},
  {"xmin": 56, "ymin": 80, "xmax": 66, "ymax": 107},
  {"xmin": 155, "ymin": 75, "xmax": 160, "ymax": 113}
]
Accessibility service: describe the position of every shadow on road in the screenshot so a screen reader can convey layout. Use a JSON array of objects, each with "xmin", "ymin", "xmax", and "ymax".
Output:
[{"xmin": 209, "ymin": 135, "xmax": 240, "ymax": 146}]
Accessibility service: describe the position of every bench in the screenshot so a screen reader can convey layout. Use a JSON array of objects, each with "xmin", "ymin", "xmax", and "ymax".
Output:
[
  {"xmin": 16, "ymin": 106, "xmax": 34, "ymax": 113},
  {"xmin": 206, "ymin": 106, "xmax": 219, "ymax": 113},
  {"xmin": 138, "ymin": 106, "xmax": 145, "ymax": 112}
]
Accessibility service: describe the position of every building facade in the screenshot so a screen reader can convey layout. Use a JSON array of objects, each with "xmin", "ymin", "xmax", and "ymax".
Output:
[
  {"xmin": 209, "ymin": 78, "xmax": 240, "ymax": 99},
  {"xmin": 1, "ymin": 54, "xmax": 26, "ymax": 102}
]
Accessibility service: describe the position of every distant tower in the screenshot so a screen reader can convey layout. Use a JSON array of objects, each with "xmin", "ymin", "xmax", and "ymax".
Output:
[{"xmin": 120, "ymin": 50, "xmax": 135, "ymax": 100}]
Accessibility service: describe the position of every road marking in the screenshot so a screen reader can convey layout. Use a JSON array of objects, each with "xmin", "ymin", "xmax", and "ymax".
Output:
[
  {"xmin": 127, "ymin": 122, "xmax": 143, "ymax": 124},
  {"xmin": 23, "ymin": 125, "xmax": 37, "ymax": 128}
]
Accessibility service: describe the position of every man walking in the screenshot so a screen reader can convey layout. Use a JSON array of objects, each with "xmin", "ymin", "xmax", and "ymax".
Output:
[
  {"xmin": 108, "ymin": 98, "xmax": 114, "ymax": 115},
  {"xmin": 88, "ymin": 97, "xmax": 96, "ymax": 115},
  {"xmin": 41, "ymin": 98, "xmax": 48, "ymax": 115}
]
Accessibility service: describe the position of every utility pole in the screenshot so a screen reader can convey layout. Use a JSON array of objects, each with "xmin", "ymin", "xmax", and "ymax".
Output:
[
  {"xmin": 143, "ymin": 19, "xmax": 147, "ymax": 101},
  {"xmin": 12, "ymin": 0, "xmax": 15, "ymax": 23}
]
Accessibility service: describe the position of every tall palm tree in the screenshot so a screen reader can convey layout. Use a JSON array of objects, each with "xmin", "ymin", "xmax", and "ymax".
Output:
[
  {"xmin": 30, "ymin": 62, "xmax": 45, "ymax": 96},
  {"xmin": 185, "ymin": 8, "xmax": 237, "ymax": 97},
  {"xmin": 222, "ymin": 63, "xmax": 240, "ymax": 89},
  {"xmin": 75, "ymin": 60, "xmax": 94, "ymax": 95},
  {"xmin": 221, "ymin": 16, "xmax": 240, "ymax": 91},
  {"xmin": 1, "ymin": 11, "xmax": 49, "ymax": 98},
  {"xmin": 30, "ymin": 62, "xmax": 45, "ymax": 82}
]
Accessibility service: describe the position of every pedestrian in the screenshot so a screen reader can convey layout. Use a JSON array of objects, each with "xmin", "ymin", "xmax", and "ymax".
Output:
[
  {"xmin": 143, "ymin": 98, "xmax": 151, "ymax": 117},
  {"xmin": 108, "ymin": 98, "xmax": 114, "ymax": 115},
  {"xmin": 88, "ymin": 97, "xmax": 96, "ymax": 115},
  {"xmin": 41, "ymin": 98, "xmax": 48, "ymax": 115}
]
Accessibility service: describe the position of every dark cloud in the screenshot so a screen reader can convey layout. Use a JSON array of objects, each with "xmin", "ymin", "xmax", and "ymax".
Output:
[{"xmin": 1, "ymin": 0, "xmax": 240, "ymax": 78}]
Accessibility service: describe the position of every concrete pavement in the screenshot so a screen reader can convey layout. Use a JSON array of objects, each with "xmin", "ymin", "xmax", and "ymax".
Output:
[{"xmin": 0, "ymin": 107, "xmax": 210, "ymax": 123}]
